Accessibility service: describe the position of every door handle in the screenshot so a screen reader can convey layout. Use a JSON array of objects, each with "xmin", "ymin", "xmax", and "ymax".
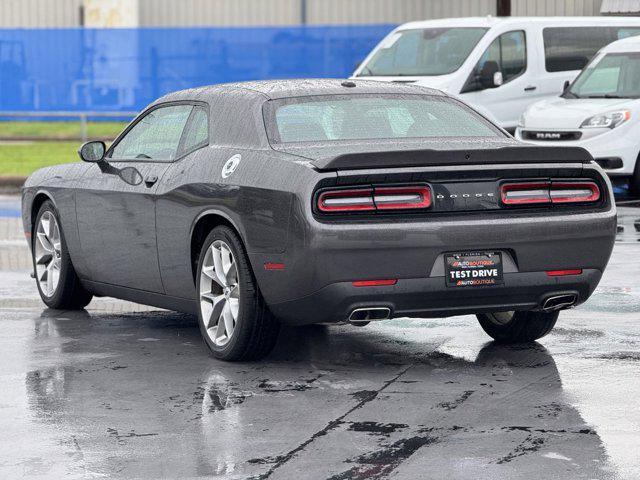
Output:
[
  {"xmin": 524, "ymin": 85, "xmax": 537, "ymax": 92},
  {"xmin": 144, "ymin": 175, "xmax": 158, "ymax": 187}
]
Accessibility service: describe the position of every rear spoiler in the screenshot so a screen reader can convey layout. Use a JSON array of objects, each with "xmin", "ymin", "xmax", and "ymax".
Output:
[{"xmin": 311, "ymin": 146, "xmax": 593, "ymax": 171}]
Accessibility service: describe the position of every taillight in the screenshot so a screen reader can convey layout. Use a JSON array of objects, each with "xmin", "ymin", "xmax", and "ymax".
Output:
[
  {"xmin": 375, "ymin": 186, "xmax": 431, "ymax": 210},
  {"xmin": 501, "ymin": 180, "xmax": 600, "ymax": 206},
  {"xmin": 317, "ymin": 188, "xmax": 375, "ymax": 213},
  {"xmin": 549, "ymin": 182, "xmax": 600, "ymax": 204},
  {"xmin": 501, "ymin": 182, "xmax": 551, "ymax": 205},
  {"xmin": 317, "ymin": 185, "xmax": 431, "ymax": 214}
]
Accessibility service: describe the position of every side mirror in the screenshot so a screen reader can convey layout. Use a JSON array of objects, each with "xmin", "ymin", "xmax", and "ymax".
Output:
[
  {"xmin": 493, "ymin": 71, "xmax": 504, "ymax": 87},
  {"xmin": 480, "ymin": 60, "xmax": 501, "ymax": 89},
  {"xmin": 78, "ymin": 141, "xmax": 106, "ymax": 163},
  {"xmin": 563, "ymin": 80, "xmax": 571, "ymax": 92}
]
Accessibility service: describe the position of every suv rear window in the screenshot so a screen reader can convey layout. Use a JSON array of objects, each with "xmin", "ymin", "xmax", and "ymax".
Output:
[
  {"xmin": 543, "ymin": 26, "xmax": 640, "ymax": 72},
  {"xmin": 264, "ymin": 94, "xmax": 502, "ymax": 144}
]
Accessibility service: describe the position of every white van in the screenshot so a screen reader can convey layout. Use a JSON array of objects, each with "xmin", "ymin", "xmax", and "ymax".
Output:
[
  {"xmin": 516, "ymin": 35, "xmax": 640, "ymax": 193},
  {"xmin": 353, "ymin": 17, "xmax": 640, "ymax": 131}
]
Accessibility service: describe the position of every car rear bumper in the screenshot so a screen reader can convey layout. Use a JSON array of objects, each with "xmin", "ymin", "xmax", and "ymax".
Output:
[
  {"xmin": 251, "ymin": 208, "xmax": 615, "ymax": 325},
  {"xmin": 268, "ymin": 269, "xmax": 602, "ymax": 325}
]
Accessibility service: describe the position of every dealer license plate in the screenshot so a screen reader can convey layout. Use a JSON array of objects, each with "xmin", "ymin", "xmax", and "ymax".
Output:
[{"xmin": 445, "ymin": 252, "xmax": 503, "ymax": 288}]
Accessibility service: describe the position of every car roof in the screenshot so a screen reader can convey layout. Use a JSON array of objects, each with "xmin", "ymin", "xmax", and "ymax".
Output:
[
  {"xmin": 398, "ymin": 15, "xmax": 640, "ymax": 30},
  {"xmin": 155, "ymin": 78, "xmax": 444, "ymax": 104},
  {"xmin": 150, "ymin": 79, "xmax": 448, "ymax": 148}
]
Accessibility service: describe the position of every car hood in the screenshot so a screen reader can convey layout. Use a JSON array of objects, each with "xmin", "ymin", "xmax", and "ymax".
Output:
[{"xmin": 523, "ymin": 97, "xmax": 639, "ymax": 129}]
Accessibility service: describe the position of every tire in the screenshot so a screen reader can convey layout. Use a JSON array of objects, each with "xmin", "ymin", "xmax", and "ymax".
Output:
[
  {"xmin": 32, "ymin": 201, "xmax": 93, "ymax": 309},
  {"xmin": 195, "ymin": 225, "xmax": 280, "ymax": 361},
  {"xmin": 476, "ymin": 310, "xmax": 559, "ymax": 343}
]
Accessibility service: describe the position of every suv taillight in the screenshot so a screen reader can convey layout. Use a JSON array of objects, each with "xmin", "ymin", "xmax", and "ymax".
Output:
[
  {"xmin": 501, "ymin": 180, "xmax": 600, "ymax": 206},
  {"xmin": 317, "ymin": 185, "xmax": 431, "ymax": 213}
]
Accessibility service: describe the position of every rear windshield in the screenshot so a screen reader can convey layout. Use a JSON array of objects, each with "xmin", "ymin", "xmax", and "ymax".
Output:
[{"xmin": 264, "ymin": 94, "xmax": 502, "ymax": 144}]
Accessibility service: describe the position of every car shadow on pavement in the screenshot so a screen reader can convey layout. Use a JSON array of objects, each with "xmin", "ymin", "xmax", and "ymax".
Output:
[{"xmin": 12, "ymin": 307, "xmax": 615, "ymax": 479}]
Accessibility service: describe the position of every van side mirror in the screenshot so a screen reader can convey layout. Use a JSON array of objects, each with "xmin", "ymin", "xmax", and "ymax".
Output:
[
  {"xmin": 563, "ymin": 80, "xmax": 571, "ymax": 92},
  {"xmin": 480, "ymin": 60, "xmax": 501, "ymax": 88},
  {"xmin": 493, "ymin": 71, "xmax": 504, "ymax": 87},
  {"xmin": 78, "ymin": 141, "xmax": 106, "ymax": 163}
]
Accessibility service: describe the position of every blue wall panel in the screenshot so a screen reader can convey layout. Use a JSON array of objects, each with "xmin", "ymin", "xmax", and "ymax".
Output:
[{"xmin": 0, "ymin": 25, "xmax": 394, "ymax": 112}]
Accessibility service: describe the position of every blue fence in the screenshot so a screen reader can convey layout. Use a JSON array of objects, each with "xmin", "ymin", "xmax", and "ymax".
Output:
[{"xmin": 0, "ymin": 25, "xmax": 394, "ymax": 113}]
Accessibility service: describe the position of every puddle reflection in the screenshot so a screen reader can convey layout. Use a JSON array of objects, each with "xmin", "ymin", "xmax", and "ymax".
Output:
[{"xmin": 16, "ymin": 308, "xmax": 616, "ymax": 479}]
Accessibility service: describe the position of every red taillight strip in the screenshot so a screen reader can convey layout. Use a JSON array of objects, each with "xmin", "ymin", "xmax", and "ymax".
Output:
[
  {"xmin": 500, "ymin": 182, "xmax": 551, "ymax": 205},
  {"xmin": 317, "ymin": 185, "xmax": 432, "ymax": 214},
  {"xmin": 317, "ymin": 188, "xmax": 375, "ymax": 213},
  {"xmin": 374, "ymin": 186, "xmax": 431, "ymax": 210},
  {"xmin": 352, "ymin": 279, "xmax": 397, "ymax": 287},
  {"xmin": 550, "ymin": 182, "xmax": 600, "ymax": 204},
  {"xmin": 501, "ymin": 180, "xmax": 601, "ymax": 206},
  {"xmin": 547, "ymin": 269, "xmax": 582, "ymax": 276}
]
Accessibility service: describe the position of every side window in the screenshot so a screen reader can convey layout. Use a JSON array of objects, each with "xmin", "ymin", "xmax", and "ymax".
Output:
[
  {"xmin": 179, "ymin": 106, "xmax": 209, "ymax": 156},
  {"xmin": 110, "ymin": 105, "xmax": 192, "ymax": 161},
  {"xmin": 543, "ymin": 27, "xmax": 640, "ymax": 73},
  {"xmin": 461, "ymin": 31, "xmax": 526, "ymax": 93}
]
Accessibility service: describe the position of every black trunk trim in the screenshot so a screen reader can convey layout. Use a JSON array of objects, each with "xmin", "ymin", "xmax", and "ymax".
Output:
[{"xmin": 311, "ymin": 146, "xmax": 593, "ymax": 171}]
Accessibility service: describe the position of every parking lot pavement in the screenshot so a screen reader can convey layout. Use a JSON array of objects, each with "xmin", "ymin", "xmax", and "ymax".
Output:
[{"xmin": 0, "ymin": 200, "xmax": 638, "ymax": 480}]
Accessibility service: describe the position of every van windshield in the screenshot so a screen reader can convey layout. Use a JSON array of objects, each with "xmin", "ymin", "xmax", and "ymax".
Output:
[
  {"xmin": 356, "ymin": 27, "xmax": 488, "ymax": 77},
  {"xmin": 567, "ymin": 52, "xmax": 640, "ymax": 99}
]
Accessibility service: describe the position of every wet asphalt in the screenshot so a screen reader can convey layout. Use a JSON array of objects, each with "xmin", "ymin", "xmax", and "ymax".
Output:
[{"xmin": 0, "ymin": 195, "xmax": 639, "ymax": 479}]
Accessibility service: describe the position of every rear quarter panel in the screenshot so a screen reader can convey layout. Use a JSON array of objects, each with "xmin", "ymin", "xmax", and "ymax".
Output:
[{"xmin": 155, "ymin": 146, "xmax": 326, "ymax": 300}]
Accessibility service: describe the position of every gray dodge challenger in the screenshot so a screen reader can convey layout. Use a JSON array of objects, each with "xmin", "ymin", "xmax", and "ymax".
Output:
[{"xmin": 21, "ymin": 79, "xmax": 617, "ymax": 360}]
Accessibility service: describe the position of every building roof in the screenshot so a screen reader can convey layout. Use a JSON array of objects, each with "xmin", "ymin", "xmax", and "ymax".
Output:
[{"xmin": 601, "ymin": 0, "xmax": 640, "ymax": 14}]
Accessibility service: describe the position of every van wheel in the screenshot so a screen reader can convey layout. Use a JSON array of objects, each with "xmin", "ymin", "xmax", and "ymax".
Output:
[
  {"xmin": 32, "ymin": 201, "xmax": 93, "ymax": 309},
  {"xmin": 196, "ymin": 226, "xmax": 280, "ymax": 361},
  {"xmin": 476, "ymin": 311, "xmax": 558, "ymax": 343}
]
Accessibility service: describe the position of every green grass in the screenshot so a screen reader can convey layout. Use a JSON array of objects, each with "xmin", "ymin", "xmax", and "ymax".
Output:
[
  {"xmin": 0, "ymin": 121, "xmax": 127, "ymax": 139},
  {"xmin": 0, "ymin": 141, "xmax": 80, "ymax": 176}
]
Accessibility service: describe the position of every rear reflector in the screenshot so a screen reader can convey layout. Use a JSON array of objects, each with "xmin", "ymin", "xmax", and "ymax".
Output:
[
  {"xmin": 546, "ymin": 269, "xmax": 582, "ymax": 276},
  {"xmin": 501, "ymin": 180, "xmax": 600, "ymax": 206},
  {"xmin": 317, "ymin": 185, "xmax": 431, "ymax": 213},
  {"xmin": 352, "ymin": 279, "xmax": 397, "ymax": 287},
  {"xmin": 264, "ymin": 262, "xmax": 285, "ymax": 271}
]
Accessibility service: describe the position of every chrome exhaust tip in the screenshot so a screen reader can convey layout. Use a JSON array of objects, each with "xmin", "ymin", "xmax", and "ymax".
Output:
[
  {"xmin": 542, "ymin": 294, "xmax": 577, "ymax": 312},
  {"xmin": 348, "ymin": 307, "xmax": 391, "ymax": 323}
]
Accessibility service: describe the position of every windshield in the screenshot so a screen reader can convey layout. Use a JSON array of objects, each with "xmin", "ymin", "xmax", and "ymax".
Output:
[
  {"xmin": 356, "ymin": 27, "xmax": 488, "ymax": 77},
  {"xmin": 567, "ymin": 52, "xmax": 640, "ymax": 99},
  {"xmin": 265, "ymin": 95, "xmax": 502, "ymax": 144}
]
